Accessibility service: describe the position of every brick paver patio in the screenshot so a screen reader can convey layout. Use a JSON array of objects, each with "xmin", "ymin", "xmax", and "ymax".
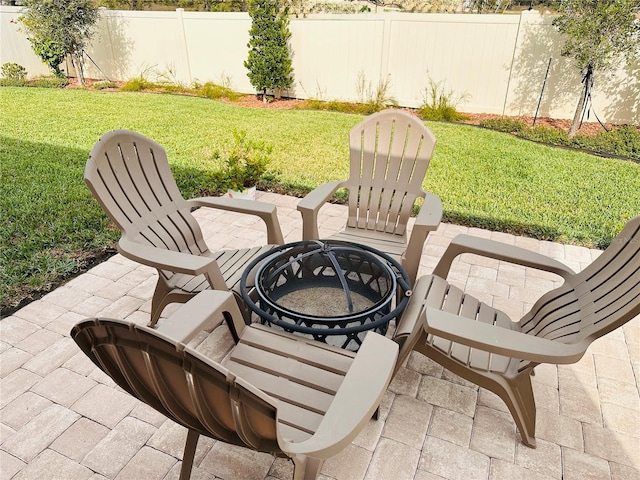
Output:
[{"xmin": 1, "ymin": 192, "xmax": 638, "ymax": 480}]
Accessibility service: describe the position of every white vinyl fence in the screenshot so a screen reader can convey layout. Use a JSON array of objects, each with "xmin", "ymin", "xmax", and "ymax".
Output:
[{"xmin": 1, "ymin": 6, "xmax": 638, "ymax": 123}]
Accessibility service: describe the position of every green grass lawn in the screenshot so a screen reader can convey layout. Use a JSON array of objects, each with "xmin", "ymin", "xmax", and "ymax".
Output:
[{"xmin": 1, "ymin": 87, "xmax": 639, "ymax": 313}]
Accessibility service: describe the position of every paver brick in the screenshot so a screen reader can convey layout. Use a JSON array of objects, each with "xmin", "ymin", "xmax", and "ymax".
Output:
[
  {"xmin": 199, "ymin": 442, "xmax": 274, "ymax": 479},
  {"xmin": 489, "ymin": 458, "xmax": 553, "ymax": 480},
  {"xmin": 82, "ymin": 416, "xmax": 157, "ymax": 478},
  {"xmin": 114, "ymin": 446, "xmax": 177, "ymax": 480},
  {"xmin": 129, "ymin": 403, "xmax": 168, "ymax": 428},
  {"xmin": 1, "ymin": 391, "xmax": 52, "ymax": 431},
  {"xmin": 321, "ymin": 443, "xmax": 372, "ymax": 480},
  {"xmin": 12, "ymin": 449, "xmax": 93, "ymax": 480},
  {"xmin": 31, "ymin": 367, "xmax": 97, "ymax": 407},
  {"xmin": 15, "ymin": 328, "xmax": 61, "ymax": 356},
  {"xmin": 0, "ymin": 450, "xmax": 26, "ymax": 479},
  {"xmin": 45, "ymin": 311, "xmax": 85, "ymax": 336},
  {"xmin": 388, "ymin": 366, "xmax": 422, "ymax": 397},
  {"xmin": 50, "ymin": 417, "xmax": 110, "ymax": 462},
  {"xmin": 1, "ymin": 369, "xmax": 42, "ymax": 409},
  {"xmin": 600, "ymin": 402, "xmax": 640, "ymax": 438},
  {"xmin": 597, "ymin": 378, "xmax": 640, "ymax": 411},
  {"xmin": 427, "ymin": 406, "xmax": 473, "ymax": 447},
  {"xmin": 364, "ymin": 438, "xmax": 420, "ymax": 480},
  {"xmin": 515, "ymin": 438, "xmax": 562, "ymax": 479},
  {"xmin": 88, "ymin": 261, "xmax": 135, "ymax": 281},
  {"xmin": 0, "ymin": 422, "xmax": 16, "ymax": 445},
  {"xmin": 609, "ymin": 462, "xmax": 640, "ymax": 480},
  {"xmin": 383, "ymin": 395, "xmax": 433, "ymax": 449},
  {"xmin": 147, "ymin": 419, "xmax": 189, "ymax": 458},
  {"xmin": 562, "ymin": 447, "xmax": 612, "ymax": 480},
  {"xmin": 71, "ymin": 383, "xmax": 139, "ymax": 429},
  {"xmin": 12, "ymin": 300, "xmax": 67, "ymax": 327},
  {"xmin": 536, "ymin": 408, "xmax": 584, "ymax": 450},
  {"xmin": 2, "ymin": 403, "xmax": 79, "ymax": 462},
  {"xmin": 417, "ymin": 376, "xmax": 478, "ymax": 417},
  {"xmin": 0, "ymin": 348, "xmax": 32, "ymax": 378},
  {"xmin": 532, "ymin": 383, "xmax": 559, "ymax": 413},
  {"xmin": 67, "ymin": 272, "xmax": 114, "ymax": 294},
  {"xmin": 71, "ymin": 295, "xmax": 115, "ymax": 317},
  {"xmin": 420, "ymin": 436, "xmax": 490, "ymax": 480},
  {"xmin": 96, "ymin": 295, "xmax": 145, "ymax": 319},
  {"xmin": 0, "ymin": 316, "xmax": 41, "ymax": 346},
  {"xmin": 469, "ymin": 406, "xmax": 516, "ymax": 462},
  {"xmin": 352, "ymin": 417, "xmax": 385, "ymax": 452},
  {"xmin": 22, "ymin": 337, "xmax": 77, "ymax": 376},
  {"xmin": 43, "ymin": 286, "xmax": 92, "ymax": 310}
]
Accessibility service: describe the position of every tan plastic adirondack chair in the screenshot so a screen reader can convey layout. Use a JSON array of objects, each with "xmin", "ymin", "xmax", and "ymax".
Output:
[
  {"xmin": 394, "ymin": 215, "xmax": 640, "ymax": 448},
  {"xmin": 85, "ymin": 130, "xmax": 285, "ymax": 327},
  {"xmin": 297, "ymin": 109, "xmax": 442, "ymax": 284},
  {"xmin": 71, "ymin": 290, "xmax": 398, "ymax": 480}
]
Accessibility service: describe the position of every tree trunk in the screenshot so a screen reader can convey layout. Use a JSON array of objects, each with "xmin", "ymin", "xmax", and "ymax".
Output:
[
  {"xmin": 568, "ymin": 65, "xmax": 593, "ymax": 138},
  {"xmin": 73, "ymin": 54, "xmax": 86, "ymax": 86}
]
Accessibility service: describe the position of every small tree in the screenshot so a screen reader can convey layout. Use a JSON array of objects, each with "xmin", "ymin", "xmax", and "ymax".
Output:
[
  {"xmin": 245, "ymin": 0, "xmax": 294, "ymax": 102},
  {"xmin": 552, "ymin": 0, "xmax": 640, "ymax": 137},
  {"xmin": 19, "ymin": 0, "xmax": 99, "ymax": 84}
]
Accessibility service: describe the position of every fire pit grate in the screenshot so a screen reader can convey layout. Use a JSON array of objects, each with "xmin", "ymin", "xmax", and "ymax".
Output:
[{"xmin": 240, "ymin": 240, "xmax": 411, "ymax": 351}]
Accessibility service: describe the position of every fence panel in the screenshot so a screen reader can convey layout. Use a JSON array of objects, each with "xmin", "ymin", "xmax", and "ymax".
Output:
[{"xmin": 1, "ymin": 6, "xmax": 637, "ymax": 124}]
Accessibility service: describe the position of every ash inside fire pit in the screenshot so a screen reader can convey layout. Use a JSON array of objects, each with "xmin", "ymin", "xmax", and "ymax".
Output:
[{"xmin": 277, "ymin": 287, "xmax": 374, "ymax": 317}]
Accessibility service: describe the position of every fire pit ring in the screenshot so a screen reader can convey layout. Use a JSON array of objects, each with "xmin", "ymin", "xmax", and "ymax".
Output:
[{"xmin": 240, "ymin": 240, "xmax": 411, "ymax": 351}]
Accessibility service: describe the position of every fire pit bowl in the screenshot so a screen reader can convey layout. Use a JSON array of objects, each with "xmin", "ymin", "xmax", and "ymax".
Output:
[{"xmin": 240, "ymin": 240, "xmax": 411, "ymax": 351}]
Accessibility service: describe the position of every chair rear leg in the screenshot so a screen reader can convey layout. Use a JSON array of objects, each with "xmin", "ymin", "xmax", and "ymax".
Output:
[{"xmin": 179, "ymin": 429, "xmax": 200, "ymax": 480}]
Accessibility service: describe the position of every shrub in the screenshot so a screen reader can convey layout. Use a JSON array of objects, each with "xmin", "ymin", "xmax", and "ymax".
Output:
[
  {"xmin": 210, "ymin": 130, "xmax": 274, "ymax": 190},
  {"xmin": 195, "ymin": 81, "xmax": 240, "ymax": 101},
  {"xmin": 572, "ymin": 126, "xmax": 640, "ymax": 160},
  {"xmin": 479, "ymin": 118, "xmax": 528, "ymax": 133},
  {"xmin": 121, "ymin": 74, "xmax": 156, "ymax": 92},
  {"xmin": 92, "ymin": 80, "xmax": 117, "ymax": 90},
  {"xmin": 417, "ymin": 77, "xmax": 468, "ymax": 122},
  {"xmin": 245, "ymin": 0, "xmax": 294, "ymax": 100},
  {"xmin": 0, "ymin": 78, "xmax": 29, "ymax": 87},
  {"xmin": 301, "ymin": 99, "xmax": 372, "ymax": 115},
  {"xmin": 1, "ymin": 63, "xmax": 27, "ymax": 80},
  {"xmin": 356, "ymin": 72, "xmax": 397, "ymax": 114},
  {"xmin": 28, "ymin": 76, "xmax": 68, "ymax": 88},
  {"xmin": 520, "ymin": 126, "xmax": 570, "ymax": 146}
]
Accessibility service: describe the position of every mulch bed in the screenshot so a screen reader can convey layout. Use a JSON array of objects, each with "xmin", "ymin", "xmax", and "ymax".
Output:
[{"xmin": 72, "ymin": 78, "xmax": 618, "ymax": 137}]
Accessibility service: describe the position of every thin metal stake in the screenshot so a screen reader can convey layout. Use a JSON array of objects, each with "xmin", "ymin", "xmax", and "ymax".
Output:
[{"xmin": 533, "ymin": 57, "xmax": 552, "ymax": 127}]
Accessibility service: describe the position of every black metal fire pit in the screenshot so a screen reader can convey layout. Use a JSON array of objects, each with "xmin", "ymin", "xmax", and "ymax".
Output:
[{"xmin": 240, "ymin": 240, "xmax": 411, "ymax": 351}]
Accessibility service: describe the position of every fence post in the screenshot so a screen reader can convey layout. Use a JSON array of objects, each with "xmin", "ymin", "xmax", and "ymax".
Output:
[
  {"xmin": 502, "ymin": 10, "xmax": 524, "ymax": 116},
  {"xmin": 380, "ymin": 14, "xmax": 392, "ymax": 80},
  {"xmin": 176, "ymin": 8, "xmax": 193, "ymax": 85}
]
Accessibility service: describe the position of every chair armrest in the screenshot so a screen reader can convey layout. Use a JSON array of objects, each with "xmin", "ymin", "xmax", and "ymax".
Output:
[
  {"xmin": 119, "ymin": 237, "xmax": 214, "ymax": 274},
  {"xmin": 432, "ymin": 234, "xmax": 575, "ymax": 280},
  {"xmin": 189, "ymin": 196, "xmax": 285, "ymax": 245},
  {"xmin": 279, "ymin": 332, "xmax": 398, "ymax": 458},
  {"xmin": 155, "ymin": 290, "xmax": 246, "ymax": 344},
  {"xmin": 118, "ymin": 238, "xmax": 227, "ymax": 290},
  {"xmin": 296, "ymin": 181, "xmax": 345, "ymax": 240},
  {"xmin": 425, "ymin": 307, "xmax": 585, "ymax": 364},
  {"xmin": 404, "ymin": 193, "xmax": 443, "ymax": 279}
]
